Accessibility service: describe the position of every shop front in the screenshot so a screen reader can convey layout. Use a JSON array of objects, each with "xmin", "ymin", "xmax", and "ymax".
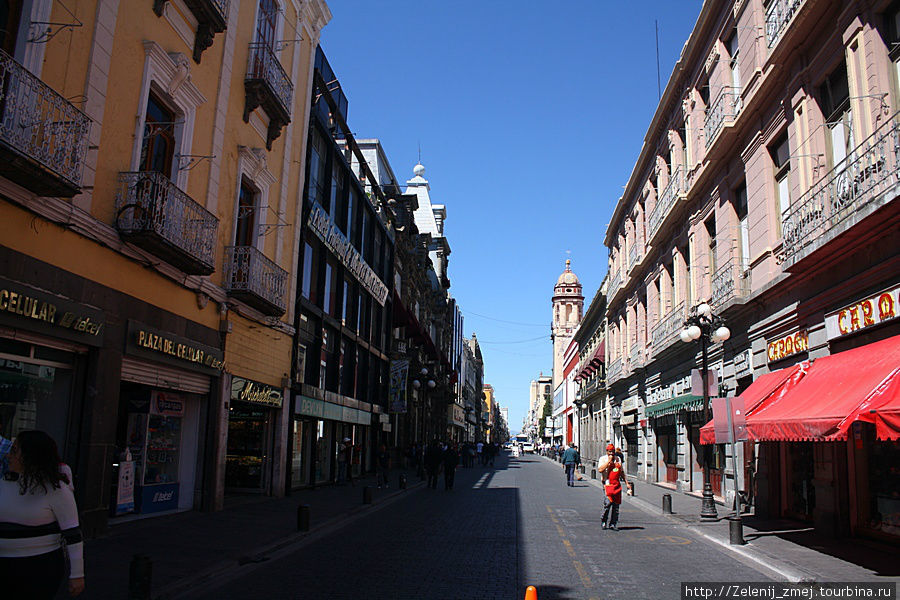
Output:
[
  {"xmin": 226, "ymin": 376, "xmax": 283, "ymax": 493},
  {"xmin": 292, "ymin": 393, "xmax": 372, "ymax": 487},
  {"xmin": 114, "ymin": 321, "xmax": 223, "ymax": 517},
  {"xmin": 0, "ymin": 277, "xmax": 106, "ymax": 472}
]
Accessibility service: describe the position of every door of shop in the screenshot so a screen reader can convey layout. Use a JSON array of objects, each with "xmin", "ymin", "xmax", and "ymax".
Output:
[
  {"xmin": 225, "ymin": 404, "xmax": 273, "ymax": 492},
  {"xmin": 783, "ymin": 442, "xmax": 815, "ymax": 521}
]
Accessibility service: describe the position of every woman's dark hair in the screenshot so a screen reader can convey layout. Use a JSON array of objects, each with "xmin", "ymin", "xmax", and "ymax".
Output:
[{"xmin": 14, "ymin": 430, "xmax": 69, "ymax": 495}]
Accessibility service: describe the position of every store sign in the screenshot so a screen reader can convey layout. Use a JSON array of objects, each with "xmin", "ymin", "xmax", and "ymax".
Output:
[
  {"xmin": 231, "ymin": 376, "xmax": 283, "ymax": 408},
  {"xmin": 621, "ymin": 413, "xmax": 636, "ymax": 425},
  {"xmin": 0, "ymin": 277, "xmax": 105, "ymax": 346},
  {"xmin": 308, "ymin": 204, "xmax": 389, "ymax": 306},
  {"xmin": 140, "ymin": 483, "xmax": 179, "ymax": 514},
  {"xmin": 127, "ymin": 321, "xmax": 224, "ymax": 374},
  {"xmin": 389, "ymin": 360, "xmax": 409, "ymax": 413},
  {"xmin": 150, "ymin": 391, "xmax": 185, "ymax": 417},
  {"xmin": 647, "ymin": 385, "xmax": 676, "ymax": 405},
  {"xmin": 734, "ymin": 349, "xmax": 752, "ymax": 378},
  {"xmin": 621, "ymin": 396, "xmax": 637, "ymax": 413},
  {"xmin": 115, "ymin": 461, "xmax": 135, "ymax": 516},
  {"xmin": 295, "ymin": 395, "xmax": 367, "ymax": 424},
  {"xmin": 766, "ymin": 330, "xmax": 808, "ymax": 363},
  {"xmin": 825, "ymin": 286, "xmax": 900, "ymax": 340}
]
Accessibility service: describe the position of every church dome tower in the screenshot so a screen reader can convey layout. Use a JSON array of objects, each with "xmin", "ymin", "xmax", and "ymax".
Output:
[{"xmin": 552, "ymin": 259, "xmax": 584, "ymax": 390}]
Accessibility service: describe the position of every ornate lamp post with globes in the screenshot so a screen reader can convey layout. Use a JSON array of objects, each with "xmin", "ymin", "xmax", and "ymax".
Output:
[{"xmin": 679, "ymin": 302, "xmax": 730, "ymax": 520}]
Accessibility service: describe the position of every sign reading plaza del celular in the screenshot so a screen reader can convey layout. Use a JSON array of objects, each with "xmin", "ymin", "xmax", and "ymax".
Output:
[
  {"xmin": 0, "ymin": 277, "xmax": 105, "ymax": 345},
  {"xmin": 126, "ymin": 320, "xmax": 224, "ymax": 374},
  {"xmin": 308, "ymin": 203, "xmax": 389, "ymax": 306}
]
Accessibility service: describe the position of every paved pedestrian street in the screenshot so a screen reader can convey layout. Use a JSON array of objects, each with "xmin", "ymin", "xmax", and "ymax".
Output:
[{"xmin": 193, "ymin": 453, "xmax": 769, "ymax": 600}]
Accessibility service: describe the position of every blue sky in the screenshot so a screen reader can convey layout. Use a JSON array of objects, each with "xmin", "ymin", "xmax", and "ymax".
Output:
[{"xmin": 320, "ymin": 2, "xmax": 703, "ymax": 434}]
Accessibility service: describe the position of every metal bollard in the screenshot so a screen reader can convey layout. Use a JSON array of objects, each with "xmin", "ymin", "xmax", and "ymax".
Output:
[
  {"xmin": 297, "ymin": 504, "xmax": 310, "ymax": 532},
  {"xmin": 128, "ymin": 554, "xmax": 152, "ymax": 600},
  {"xmin": 662, "ymin": 493, "xmax": 673, "ymax": 514},
  {"xmin": 579, "ymin": 465, "xmax": 586, "ymax": 474},
  {"xmin": 363, "ymin": 486, "xmax": 373, "ymax": 504},
  {"xmin": 399, "ymin": 473, "xmax": 407, "ymax": 489},
  {"xmin": 728, "ymin": 516, "xmax": 745, "ymax": 545},
  {"xmin": 590, "ymin": 468, "xmax": 596, "ymax": 480}
]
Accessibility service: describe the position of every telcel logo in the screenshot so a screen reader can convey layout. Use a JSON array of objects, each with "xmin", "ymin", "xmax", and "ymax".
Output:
[{"xmin": 152, "ymin": 491, "xmax": 174, "ymax": 502}]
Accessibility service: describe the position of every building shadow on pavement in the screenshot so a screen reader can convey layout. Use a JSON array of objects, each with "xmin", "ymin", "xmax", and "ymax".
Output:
[{"xmin": 740, "ymin": 517, "xmax": 900, "ymax": 577}]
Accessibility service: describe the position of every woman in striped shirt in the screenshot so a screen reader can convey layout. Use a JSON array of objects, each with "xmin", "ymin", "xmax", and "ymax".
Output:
[{"xmin": 0, "ymin": 430, "xmax": 85, "ymax": 597}]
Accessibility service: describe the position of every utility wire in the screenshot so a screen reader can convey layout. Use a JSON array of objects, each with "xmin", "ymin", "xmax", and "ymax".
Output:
[
  {"xmin": 478, "ymin": 335, "xmax": 548, "ymax": 345},
  {"xmin": 465, "ymin": 310, "xmax": 546, "ymax": 327}
]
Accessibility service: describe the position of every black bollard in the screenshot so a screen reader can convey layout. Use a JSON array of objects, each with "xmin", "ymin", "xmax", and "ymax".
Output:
[
  {"xmin": 662, "ymin": 493, "xmax": 673, "ymax": 514},
  {"xmin": 728, "ymin": 516, "xmax": 745, "ymax": 545},
  {"xmin": 590, "ymin": 468, "xmax": 596, "ymax": 480},
  {"xmin": 297, "ymin": 504, "xmax": 310, "ymax": 532},
  {"xmin": 399, "ymin": 473, "xmax": 407, "ymax": 489},
  {"xmin": 128, "ymin": 554, "xmax": 152, "ymax": 600},
  {"xmin": 363, "ymin": 486, "xmax": 373, "ymax": 504}
]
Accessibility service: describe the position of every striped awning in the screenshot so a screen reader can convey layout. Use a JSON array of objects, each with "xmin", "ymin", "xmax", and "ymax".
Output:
[{"xmin": 645, "ymin": 394, "xmax": 703, "ymax": 418}]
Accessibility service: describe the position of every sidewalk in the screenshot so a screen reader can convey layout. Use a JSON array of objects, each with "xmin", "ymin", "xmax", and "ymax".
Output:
[
  {"xmin": 69, "ymin": 466, "xmax": 424, "ymax": 600},
  {"xmin": 567, "ymin": 456, "xmax": 900, "ymax": 584}
]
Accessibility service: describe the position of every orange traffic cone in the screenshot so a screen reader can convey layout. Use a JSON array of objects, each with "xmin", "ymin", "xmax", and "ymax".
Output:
[{"xmin": 524, "ymin": 585, "xmax": 538, "ymax": 600}]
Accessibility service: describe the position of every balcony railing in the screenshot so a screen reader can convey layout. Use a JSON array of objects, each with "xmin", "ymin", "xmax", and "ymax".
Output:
[
  {"xmin": 648, "ymin": 167, "xmax": 685, "ymax": 241},
  {"xmin": 116, "ymin": 171, "xmax": 218, "ymax": 274},
  {"xmin": 0, "ymin": 49, "xmax": 90, "ymax": 197},
  {"xmin": 629, "ymin": 344, "xmax": 643, "ymax": 371},
  {"xmin": 608, "ymin": 270, "xmax": 623, "ymax": 297},
  {"xmin": 710, "ymin": 253, "xmax": 751, "ymax": 310},
  {"xmin": 225, "ymin": 245, "xmax": 288, "ymax": 316},
  {"xmin": 607, "ymin": 357, "xmax": 624, "ymax": 385},
  {"xmin": 244, "ymin": 42, "xmax": 293, "ymax": 149},
  {"xmin": 651, "ymin": 301, "xmax": 686, "ymax": 353},
  {"xmin": 628, "ymin": 241, "xmax": 642, "ymax": 272},
  {"xmin": 765, "ymin": 0, "xmax": 806, "ymax": 49},
  {"xmin": 705, "ymin": 86, "xmax": 742, "ymax": 149},
  {"xmin": 781, "ymin": 114, "xmax": 900, "ymax": 269},
  {"xmin": 583, "ymin": 375, "xmax": 605, "ymax": 397}
]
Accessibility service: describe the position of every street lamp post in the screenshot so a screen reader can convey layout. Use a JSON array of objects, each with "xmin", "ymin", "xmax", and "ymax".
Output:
[{"xmin": 680, "ymin": 302, "xmax": 730, "ymax": 521}]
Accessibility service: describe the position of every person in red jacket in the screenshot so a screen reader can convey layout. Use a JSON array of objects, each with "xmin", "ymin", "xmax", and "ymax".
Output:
[{"xmin": 600, "ymin": 443, "xmax": 627, "ymax": 531}]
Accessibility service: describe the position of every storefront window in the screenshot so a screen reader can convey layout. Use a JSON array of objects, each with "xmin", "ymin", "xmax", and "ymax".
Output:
[
  {"xmin": 866, "ymin": 436, "xmax": 900, "ymax": 537},
  {"xmin": 0, "ymin": 339, "xmax": 75, "ymax": 456},
  {"xmin": 314, "ymin": 420, "xmax": 332, "ymax": 483},
  {"xmin": 225, "ymin": 404, "xmax": 271, "ymax": 490},
  {"xmin": 290, "ymin": 420, "xmax": 309, "ymax": 488}
]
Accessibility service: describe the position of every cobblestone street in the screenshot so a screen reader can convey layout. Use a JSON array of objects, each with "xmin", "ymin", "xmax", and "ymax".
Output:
[{"xmin": 192, "ymin": 453, "xmax": 769, "ymax": 600}]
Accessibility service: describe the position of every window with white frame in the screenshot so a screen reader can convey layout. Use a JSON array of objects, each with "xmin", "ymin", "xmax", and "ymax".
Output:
[
  {"xmin": 734, "ymin": 183, "xmax": 750, "ymax": 273},
  {"xmin": 131, "ymin": 42, "xmax": 206, "ymax": 191},
  {"xmin": 233, "ymin": 146, "xmax": 276, "ymax": 249},
  {"xmin": 770, "ymin": 133, "xmax": 791, "ymax": 232},
  {"xmin": 819, "ymin": 61, "xmax": 854, "ymax": 170}
]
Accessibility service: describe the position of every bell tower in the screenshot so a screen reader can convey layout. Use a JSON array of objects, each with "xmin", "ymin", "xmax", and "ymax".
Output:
[{"xmin": 552, "ymin": 259, "xmax": 584, "ymax": 390}]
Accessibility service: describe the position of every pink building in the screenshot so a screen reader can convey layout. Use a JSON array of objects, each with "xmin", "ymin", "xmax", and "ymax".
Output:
[{"xmin": 605, "ymin": 0, "xmax": 900, "ymax": 541}]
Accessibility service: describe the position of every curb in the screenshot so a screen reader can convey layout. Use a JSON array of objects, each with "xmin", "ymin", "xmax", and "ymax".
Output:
[
  {"xmin": 158, "ymin": 479, "xmax": 426, "ymax": 600},
  {"xmin": 537, "ymin": 454, "xmax": 812, "ymax": 583}
]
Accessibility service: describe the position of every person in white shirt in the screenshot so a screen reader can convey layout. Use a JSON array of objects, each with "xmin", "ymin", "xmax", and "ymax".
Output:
[{"xmin": 0, "ymin": 430, "xmax": 84, "ymax": 598}]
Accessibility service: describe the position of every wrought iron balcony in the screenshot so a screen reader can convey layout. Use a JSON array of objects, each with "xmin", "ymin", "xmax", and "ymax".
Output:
[
  {"xmin": 153, "ymin": 0, "xmax": 228, "ymax": 62},
  {"xmin": 583, "ymin": 374, "xmax": 605, "ymax": 397},
  {"xmin": 710, "ymin": 251, "xmax": 751, "ymax": 311},
  {"xmin": 244, "ymin": 42, "xmax": 293, "ymax": 150},
  {"xmin": 608, "ymin": 270, "xmax": 623, "ymax": 298},
  {"xmin": 648, "ymin": 167, "xmax": 685, "ymax": 242},
  {"xmin": 224, "ymin": 245, "xmax": 288, "ymax": 316},
  {"xmin": 629, "ymin": 344, "xmax": 644, "ymax": 371},
  {"xmin": 765, "ymin": 0, "xmax": 806, "ymax": 49},
  {"xmin": 607, "ymin": 357, "xmax": 624, "ymax": 385},
  {"xmin": 780, "ymin": 114, "xmax": 900, "ymax": 269},
  {"xmin": 116, "ymin": 171, "xmax": 218, "ymax": 274},
  {"xmin": 0, "ymin": 49, "xmax": 90, "ymax": 197},
  {"xmin": 627, "ymin": 241, "xmax": 642, "ymax": 272},
  {"xmin": 705, "ymin": 86, "xmax": 742, "ymax": 149},
  {"xmin": 651, "ymin": 301, "xmax": 686, "ymax": 353}
]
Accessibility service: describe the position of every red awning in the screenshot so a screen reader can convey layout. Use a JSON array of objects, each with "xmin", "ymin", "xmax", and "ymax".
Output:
[
  {"xmin": 700, "ymin": 363, "xmax": 808, "ymax": 444},
  {"xmin": 703, "ymin": 334, "xmax": 900, "ymax": 443},
  {"xmin": 576, "ymin": 341, "xmax": 605, "ymax": 380}
]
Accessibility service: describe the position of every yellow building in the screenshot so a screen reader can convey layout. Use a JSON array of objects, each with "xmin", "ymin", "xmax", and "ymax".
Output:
[
  {"xmin": 482, "ymin": 383, "xmax": 495, "ymax": 442},
  {"xmin": 0, "ymin": 0, "xmax": 329, "ymax": 534}
]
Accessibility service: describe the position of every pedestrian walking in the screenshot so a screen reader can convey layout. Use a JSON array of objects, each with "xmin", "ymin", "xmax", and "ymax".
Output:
[
  {"xmin": 561, "ymin": 443, "xmax": 581, "ymax": 487},
  {"xmin": 0, "ymin": 430, "xmax": 85, "ymax": 598},
  {"xmin": 475, "ymin": 441, "xmax": 484, "ymax": 465},
  {"xmin": 424, "ymin": 440, "xmax": 443, "ymax": 490},
  {"xmin": 442, "ymin": 442, "xmax": 459, "ymax": 490},
  {"xmin": 600, "ymin": 443, "xmax": 628, "ymax": 531},
  {"xmin": 376, "ymin": 444, "xmax": 391, "ymax": 488},
  {"xmin": 337, "ymin": 438, "xmax": 354, "ymax": 486}
]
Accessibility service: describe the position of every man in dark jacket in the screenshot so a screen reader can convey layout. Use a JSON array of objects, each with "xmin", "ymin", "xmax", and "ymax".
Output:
[
  {"xmin": 561, "ymin": 444, "xmax": 581, "ymax": 487},
  {"xmin": 423, "ymin": 439, "xmax": 443, "ymax": 489},
  {"xmin": 442, "ymin": 442, "xmax": 460, "ymax": 490}
]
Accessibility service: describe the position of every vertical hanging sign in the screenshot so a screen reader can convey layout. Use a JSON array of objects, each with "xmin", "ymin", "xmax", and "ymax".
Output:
[{"xmin": 389, "ymin": 360, "xmax": 409, "ymax": 413}]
